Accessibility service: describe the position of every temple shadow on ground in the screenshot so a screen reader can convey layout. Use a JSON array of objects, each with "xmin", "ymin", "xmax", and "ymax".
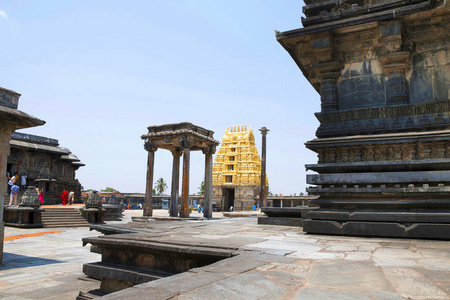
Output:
[{"xmin": 0, "ymin": 252, "xmax": 63, "ymax": 270}]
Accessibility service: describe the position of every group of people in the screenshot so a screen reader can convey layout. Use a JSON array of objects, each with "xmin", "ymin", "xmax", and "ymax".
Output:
[
  {"xmin": 6, "ymin": 172, "xmax": 26, "ymax": 206},
  {"xmin": 61, "ymin": 189, "xmax": 75, "ymax": 205},
  {"xmin": 6, "ymin": 172, "xmax": 27, "ymax": 193},
  {"xmin": 6, "ymin": 171, "xmax": 45, "ymax": 205},
  {"xmin": 5, "ymin": 172, "xmax": 76, "ymax": 206}
]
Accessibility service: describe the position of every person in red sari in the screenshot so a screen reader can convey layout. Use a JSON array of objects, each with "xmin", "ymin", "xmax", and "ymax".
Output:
[{"xmin": 61, "ymin": 189, "xmax": 69, "ymax": 205}]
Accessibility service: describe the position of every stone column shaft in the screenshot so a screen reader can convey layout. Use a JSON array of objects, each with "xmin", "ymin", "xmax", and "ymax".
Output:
[
  {"xmin": 180, "ymin": 148, "xmax": 190, "ymax": 218},
  {"xmin": 170, "ymin": 153, "xmax": 180, "ymax": 217},
  {"xmin": 0, "ymin": 125, "xmax": 14, "ymax": 264},
  {"xmin": 259, "ymin": 127, "xmax": 269, "ymax": 208},
  {"xmin": 203, "ymin": 152, "xmax": 213, "ymax": 218},
  {"xmin": 144, "ymin": 150, "xmax": 155, "ymax": 216}
]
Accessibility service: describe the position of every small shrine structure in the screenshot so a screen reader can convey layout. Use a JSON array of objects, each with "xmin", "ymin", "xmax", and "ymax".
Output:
[
  {"xmin": 141, "ymin": 122, "xmax": 219, "ymax": 218},
  {"xmin": 212, "ymin": 125, "xmax": 268, "ymax": 211}
]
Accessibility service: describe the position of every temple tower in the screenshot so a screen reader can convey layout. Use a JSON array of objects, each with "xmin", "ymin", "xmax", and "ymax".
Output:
[
  {"xmin": 277, "ymin": 0, "xmax": 449, "ymax": 238},
  {"xmin": 212, "ymin": 126, "xmax": 268, "ymax": 211}
]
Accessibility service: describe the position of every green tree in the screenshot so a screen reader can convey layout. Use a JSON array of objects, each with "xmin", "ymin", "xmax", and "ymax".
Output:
[
  {"xmin": 154, "ymin": 178, "xmax": 168, "ymax": 195},
  {"xmin": 198, "ymin": 180, "xmax": 205, "ymax": 195},
  {"xmin": 100, "ymin": 187, "xmax": 119, "ymax": 193}
]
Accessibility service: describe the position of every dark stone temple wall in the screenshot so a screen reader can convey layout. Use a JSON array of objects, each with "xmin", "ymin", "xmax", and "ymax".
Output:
[
  {"xmin": 8, "ymin": 132, "xmax": 84, "ymax": 203},
  {"xmin": 277, "ymin": 0, "xmax": 450, "ymax": 239}
]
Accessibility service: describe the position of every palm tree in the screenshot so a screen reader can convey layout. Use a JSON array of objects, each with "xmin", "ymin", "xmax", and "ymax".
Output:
[
  {"xmin": 198, "ymin": 180, "xmax": 205, "ymax": 195},
  {"xmin": 154, "ymin": 178, "xmax": 168, "ymax": 195}
]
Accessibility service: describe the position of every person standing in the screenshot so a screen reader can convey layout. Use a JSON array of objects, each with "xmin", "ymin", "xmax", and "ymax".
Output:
[
  {"xmin": 9, "ymin": 183, "xmax": 20, "ymax": 206},
  {"xmin": 20, "ymin": 173, "xmax": 27, "ymax": 191},
  {"xmin": 68, "ymin": 190, "xmax": 74, "ymax": 205},
  {"xmin": 7, "ymin": 172, "xmax": 13, "ymax": 195},
  {"xmin": 61, "ymin": 189, "xmax": 69, "ymax": 205}
]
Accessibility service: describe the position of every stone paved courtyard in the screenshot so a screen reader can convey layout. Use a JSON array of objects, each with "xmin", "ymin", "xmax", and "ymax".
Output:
[{"xmin": 1, "ymin": 209, "xmax": 449, "ymax": 299}]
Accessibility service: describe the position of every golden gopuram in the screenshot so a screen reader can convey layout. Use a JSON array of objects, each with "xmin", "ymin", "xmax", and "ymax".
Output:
[{"xmin": 212, "ymin": 125, "xmax": 268, "ymax": 211}]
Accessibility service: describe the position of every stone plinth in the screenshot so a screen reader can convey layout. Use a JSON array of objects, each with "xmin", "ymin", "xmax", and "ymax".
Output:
[
  {"xmin": 103, "ymin": 204, "xmax": 123, "ymax": 220},
  {"xmin": 3, "ymin": 206, "xmax": 44, "ymax": 228},
  {"xmin": 277, "ymin": 0, "xmax": 450, "ymax": 238},
  {"xmin": 258, "ymin": 207, "xmax": 317, "ymax": 227},
  {"xmin": 81, "ymin": 231, "xmax": 233, "ymax": 294}
]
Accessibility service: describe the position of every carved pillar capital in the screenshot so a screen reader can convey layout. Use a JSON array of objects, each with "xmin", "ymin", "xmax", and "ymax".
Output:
[
  {"xmin": 144, "ymin": 140, "xmax": 157, "ymax": 152},
  {"xmin": 202, "ymin": 145, "xmax": 216, "ymax": 155},
  {"xmin": 380, "ymin": 52, "xmax": 410, "ymax": 105},
  {"xmin": 313, "ymin": 61, "xmax": 343, "ymax": 112},
  {"xmin": 171, "ymin": 148, "xmax": 182, "ymax": 158}
]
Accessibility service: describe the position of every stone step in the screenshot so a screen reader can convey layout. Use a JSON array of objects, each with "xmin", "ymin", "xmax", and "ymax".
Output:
[{"xmin": 41, "ymin": 207, "xmax": 90, "ymax": 228}]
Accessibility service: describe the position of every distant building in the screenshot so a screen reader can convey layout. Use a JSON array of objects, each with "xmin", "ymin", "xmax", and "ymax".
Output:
[
  {"xmin": 8, "ymin": 132, "xmax": 84, "ymax": 204},
  {"xmin": 212, "ymin": 126, "xmax": 268, "ymax": 211}
]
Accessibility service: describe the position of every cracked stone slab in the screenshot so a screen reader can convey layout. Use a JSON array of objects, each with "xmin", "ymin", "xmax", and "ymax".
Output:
[
  {"xmin": 307, "ymin": 261, "xmax": 394, "ymax": 293},
  {"xmin": 295, "ymin": 287, "xmax": 372, "ymax": 300},
  {"xmin": 177, "ymin": 272, "xmax": 287, "ymax": 300},
  {"xmin": 382, "ymin": 267, "xmax": 448, "ymax": 299}
]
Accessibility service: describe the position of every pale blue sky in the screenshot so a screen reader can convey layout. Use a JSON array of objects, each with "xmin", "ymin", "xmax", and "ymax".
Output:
[{"xmin": 0, "ymin": 1, "xmax": 319, "ymax": 195}]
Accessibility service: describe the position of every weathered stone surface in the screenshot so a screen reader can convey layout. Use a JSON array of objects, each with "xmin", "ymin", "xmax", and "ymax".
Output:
[
  {"xmin": 178, "ymin": 272, "xmax": 286, "ymax": 300},
  {"xmin": 295, "ymin": 288, "xmax": 372, "ymax": 300},
  {"xmin": 307, "ymin": 261, "xmax": 394, "ymax": 293},
  {"xmin": 302, "ymin": 219, "xmax": 343, "ymax": 235},
  {"xmin": 277, "ymin": 0, "xmax": 450, "ymax": 239},
  {"xmin": 257, "ymin": 216, "xmax": 303, "ymax": 227},
  {"xmin": 343, "ymin": 222, "xmax": 406, "ymax": 238},
  {"xmin": 405, "ymin": 223, "xmax": 450, "ymax": 239},
  {"xmin": 382, "ymin": 267, "xmax": 448, "ymax": 299}
]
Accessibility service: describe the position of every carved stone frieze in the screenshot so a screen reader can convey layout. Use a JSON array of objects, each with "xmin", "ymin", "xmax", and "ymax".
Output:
[
  {"xmin": 316, "ymin": 141, "xmax": 449, "ymax": 164},
  {"xmin": 315, "ymin": 100, "xmax": 450, "ymax": 124}
]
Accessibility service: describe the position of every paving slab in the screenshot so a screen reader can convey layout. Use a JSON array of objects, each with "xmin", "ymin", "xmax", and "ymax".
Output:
[
  {"xmin": 382, "ymin": 266, "xmax": 448, "ymax": 299},
  {"xmin": 307, "ymin": 261, "xmax": 394, "ymax": 293}
]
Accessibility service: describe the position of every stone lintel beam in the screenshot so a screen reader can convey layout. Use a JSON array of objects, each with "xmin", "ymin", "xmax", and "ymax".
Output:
[{"xmin": 141, "ymin": 122, "xmax": 219, "ymax": 152}]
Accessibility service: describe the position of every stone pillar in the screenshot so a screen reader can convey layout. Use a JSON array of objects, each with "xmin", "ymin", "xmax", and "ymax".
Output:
[
  {"xmin": 180, "ymin": 148, "xmax": 190, "ymax": 218},
  {"xmin": 203, "ymin": 149, "xmax": 213, "ymax": 219},
  {"xmin": 380, "ymin": 52, "xmax": 410, "ymax": 105},
  {"xmin": 313, "ymin": 62, "xmax": 342, "ymax": 112},
  {"xmin": 144, "ymin": 143, "xmax": 156, "ymax": 217},
  {"xmin": 0, "ymin": 124, "xmax": 14, "ymax": 264},
  {"xmin": 259, "ymin": 127, "xmax": 269, "ymax": 209},
  {"xmin": 170, "ymin": 150, "xmax": 181, "ymax": 217}
]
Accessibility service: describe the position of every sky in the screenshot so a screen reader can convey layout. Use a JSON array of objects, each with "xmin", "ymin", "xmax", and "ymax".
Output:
[{"xmin": 0, "ymin": 1, "xmax": 320, "ymax": 195}]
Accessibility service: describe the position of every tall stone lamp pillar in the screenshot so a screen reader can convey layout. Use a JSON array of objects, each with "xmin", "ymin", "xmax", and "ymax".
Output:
[{"xmin": 259, "ymin": 127, "xmax": 269, "ymax": 208}]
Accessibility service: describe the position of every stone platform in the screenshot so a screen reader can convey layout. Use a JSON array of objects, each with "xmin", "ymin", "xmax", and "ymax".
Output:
[
  {"xmin": 81, "ymin": 214, "xmax": 449, "ymax": 299},
  {"xmin": 1, "ymin": 210, "xmax": 449, "ymax": 299},
  {"xmin": 258, "ymin": 207, "xmax": 317, "ymax": 227}
]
